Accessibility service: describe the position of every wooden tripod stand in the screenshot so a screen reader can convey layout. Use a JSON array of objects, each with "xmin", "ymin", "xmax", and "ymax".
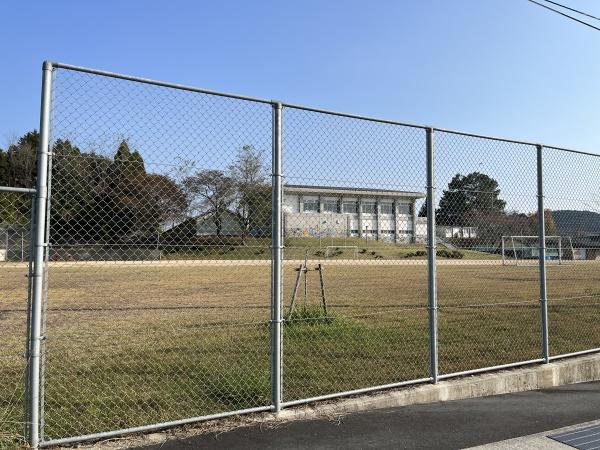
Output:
[{"xmin": 287, "ymin": 252, "xmax": 328, "ymax": 319}]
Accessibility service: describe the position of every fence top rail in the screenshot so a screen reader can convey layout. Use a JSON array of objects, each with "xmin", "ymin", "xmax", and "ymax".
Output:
[
  {"xmin": 48, "ymin": 61, "xmax": 600, "ymax": 157},
  {"xmin": 0, "ymin": 186, "xmax": 36, "ymax": 194},
  {"xmin": 540, "ymin": 145, "xmax": 600, "ymax": 159},
  {"xmin": 50, "ymin": 61, "xmax": 275, "ymax": 105}
]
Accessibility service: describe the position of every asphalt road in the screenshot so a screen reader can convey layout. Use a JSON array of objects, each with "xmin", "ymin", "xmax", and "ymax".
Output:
[{"xmin": 134, "ymin": 381, "xmax": 600, "ymax": 450}]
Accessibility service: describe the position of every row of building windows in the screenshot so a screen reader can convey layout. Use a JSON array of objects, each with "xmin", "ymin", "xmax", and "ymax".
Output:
[{"xmin": 303, "ymin": 200, "xmax": 413, "ymax": 215}]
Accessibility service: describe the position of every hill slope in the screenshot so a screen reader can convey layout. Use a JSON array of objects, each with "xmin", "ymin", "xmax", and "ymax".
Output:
[{"xmin": 552, "ymin": 210, "xmax": 600, "ymax": 235}]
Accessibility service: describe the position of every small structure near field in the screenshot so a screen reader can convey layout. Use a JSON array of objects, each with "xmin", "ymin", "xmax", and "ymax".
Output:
[{"xmin": 0, "ymin": 225, "xmax": 30, "ymax": 262}]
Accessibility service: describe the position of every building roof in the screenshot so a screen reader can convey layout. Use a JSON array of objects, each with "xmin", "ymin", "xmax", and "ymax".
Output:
[{"xmin": 284, "ymin": 184, "xmax": 425, "ymax": 199}]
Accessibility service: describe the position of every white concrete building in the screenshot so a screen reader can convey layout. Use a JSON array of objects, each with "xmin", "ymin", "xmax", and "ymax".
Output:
[
  {"xmin": 438, "ymin": 226, "xmax": 478, "ymax": 239},
  {"xmin": 283, "ymin": 185, "xmax": 426, "ymax": 243}
]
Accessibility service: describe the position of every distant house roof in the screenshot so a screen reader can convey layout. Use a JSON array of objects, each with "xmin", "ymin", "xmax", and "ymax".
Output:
[{"xmin": 284, "ymin": 184, "xmax": 425, "ymax": 199}]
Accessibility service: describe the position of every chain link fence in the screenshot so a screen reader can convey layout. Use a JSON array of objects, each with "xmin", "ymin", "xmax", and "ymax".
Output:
[
  {"xmin": 1, "ymin": 62, "xmax": 599, "ymax": 448},
  {"xmin": 543, "ymin": 147, "xmax": 600, "ymax": 357},
  {"xmin": 42, "ymin": 66, "xmax": 274, "ymax": 444},
  {"xmin": 0, "ymin": 188, "xmax": 34, "ymax": 449},
  {"xmin": 281, "ymin": 106, "xmax": 430, "ymax": 402},
  {"xmin": 433, "ymin": 132, "xmax": 542, "ymax": 375}
]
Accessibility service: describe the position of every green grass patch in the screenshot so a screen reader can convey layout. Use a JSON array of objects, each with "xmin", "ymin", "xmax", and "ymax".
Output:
[
  {"xmin": 1, "ymin": 262, "xmax": 598, "ymax": 445},
  {"xmin": 286, "ymin": 304, "xmax": 333, "ymax": 325}
]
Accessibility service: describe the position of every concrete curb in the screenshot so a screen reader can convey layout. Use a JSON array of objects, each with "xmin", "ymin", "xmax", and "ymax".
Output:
[{"xmin": 273, "ymin": 353, "xmax": 600, "ymax": 422}]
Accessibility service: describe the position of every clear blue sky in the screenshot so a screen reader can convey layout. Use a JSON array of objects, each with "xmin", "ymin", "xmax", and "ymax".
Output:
[{"xmin": 1, "ymin": 0, "xmax": 599, "ymax": 153}]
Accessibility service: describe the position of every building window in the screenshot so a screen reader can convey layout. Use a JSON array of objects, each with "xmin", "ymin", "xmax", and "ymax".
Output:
[
  {"xmin": 361, "ymin": 201, "xmax": 377, "ymax": 214},
  {"xmin": 303, "ymin": 199, "xmax": 319, "ymax": 213},
  {"xmin": 397, "ymin": 202, "xmax": 412, "ymax": 215},
  {"xmin": 322, "ymin": 200, "xmax": 339, "ymax": 213},
  {"xmin": 461, "ymin": 227, "xmax": 477, "ymax": 238},
  {"xmin": 342, "ymin": 201, "xmax": 358, "ymax": 214},
  {"xmin": 380, "ymin": 202, "xmax": 393, "ymax": 215}
]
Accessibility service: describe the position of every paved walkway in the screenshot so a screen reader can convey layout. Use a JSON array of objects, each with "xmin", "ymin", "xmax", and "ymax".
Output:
[
  {"xmin": 467, "ymin": 419, "xmax": 600, "ymax": 449},
  {"xmin": 134, "ymin": 382, "xmax": 600, "ymax": 449}
]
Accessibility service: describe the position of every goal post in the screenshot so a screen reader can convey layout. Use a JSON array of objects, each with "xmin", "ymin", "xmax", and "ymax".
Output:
[{"xmin": 501, "ymin": 235, "xmax": 574, "ymax": 266}]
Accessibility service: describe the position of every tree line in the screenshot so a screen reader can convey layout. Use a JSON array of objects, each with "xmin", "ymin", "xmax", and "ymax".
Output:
[
  {"xmin": 0, "ymin": 131, "xmax": 271, "ymax": 245},
  {"xmin": 2, "ymin": 130, "xmax": 555, "ymax": 247},
  {"xmin": 418, "ymin": 171, "xmax": 556, "ymax": 240}
]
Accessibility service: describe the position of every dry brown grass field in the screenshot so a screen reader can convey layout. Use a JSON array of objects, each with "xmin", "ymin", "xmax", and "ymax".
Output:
[{"xmin": 1, "ymin": 258, "xmax": 598, "ymax": 446}]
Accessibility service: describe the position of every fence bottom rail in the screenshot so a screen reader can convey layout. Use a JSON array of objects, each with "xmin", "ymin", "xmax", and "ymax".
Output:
[
  {"xmin": 39, "ymin": 405, "xmax": 275, "ymax": 448},
  {"xmin": 549, "ymin": 348, "xmax": 600, "ymax": 361}
]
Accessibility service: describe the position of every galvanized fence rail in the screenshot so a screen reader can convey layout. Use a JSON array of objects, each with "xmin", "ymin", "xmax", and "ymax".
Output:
[{"xmin": 0, "ymin": 61, "xmax": 597, "ymax": 448}]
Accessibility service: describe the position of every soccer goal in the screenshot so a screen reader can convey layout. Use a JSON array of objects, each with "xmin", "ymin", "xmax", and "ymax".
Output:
[
  {"xmin": 324, "ymin": 245, "xmax": 358, "ymax": 259},
  {"xmin": 501, "ymin": 235, "xmax": 574, "ymax": 266}
]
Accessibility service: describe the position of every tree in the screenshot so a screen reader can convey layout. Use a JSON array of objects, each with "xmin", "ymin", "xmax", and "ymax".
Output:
[
  {"xmin": 57, "ymin": 139, "xmax": 168, "ymax": 243},
  {"xmin": 49, "ymin": 138, "xmax": 111, "ymax": 242},
  {"xmin": 94, "ymin": 140, "xmax": 150, "ymax": 240},
  {"xmin": 229, "ymin": 145, "xmax": 269, "ymax": 243},
  {"xmin": 0, "ymin": 132, "xmax": 38, "ymax": 227},
  {"xmin": 436, "ymin": 172, "xmax": 506, "ymax": 226},
  {"xmin": 4, "ymin": 131, "xmax": 38, "ymax": 188},
  {"xmin": 469, "ymin": 210, "xmax": 532, "ymax": 243},
  {"xmin": 0, "ymin": 147, "xmax": 9, "ymax": 186},
  {"xmin": 0, "ymin": 131, "xmax": 186, "ymax": 246},
  {"xmin": 418, "ymin": 200, "xmax": 427, "ymax": 217},
  {"xmin": 529, "ymin": 209, "xmax": 557, "ymax": 236},
  {"xmin": 182, "ymin": 169, "xmax": 236, "ymax": 238},
  {"xmin": 142, "ymin": 173, "xmax": 187, "ymax": 231},
  {"xmin": 110, "ymin": 140, "xmax": 146, "ymax": 196}
]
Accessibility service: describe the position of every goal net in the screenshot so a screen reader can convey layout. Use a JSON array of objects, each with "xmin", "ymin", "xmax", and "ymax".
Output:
[{"xmin": 501, "ymin": 236, "xmax": 574, "ymax": 266}]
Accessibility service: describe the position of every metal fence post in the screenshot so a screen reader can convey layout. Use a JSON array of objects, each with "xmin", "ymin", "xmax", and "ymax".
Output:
[
  {"xmin": 28, "ymin": 61, "xmax": 53, "ymax": 448},
  {"xmin": 271, "ymin": 101, "xmax": 283, "ymax": 411},
  {"xmin": 537, "ymin": 144, "xmax": 550, "ymax": 363},
  {"xmin": 23, "ymin": 194, "xmax": 37, "ymax": 441},
  {"xmin": 426, "ymin": 127, "xmax": 439, "ymax": 382}
]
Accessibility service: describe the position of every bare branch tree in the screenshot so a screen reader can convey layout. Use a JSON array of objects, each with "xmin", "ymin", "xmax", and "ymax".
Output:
[
  {"xmin": 182, "ymin": 169, "xmax": 236, "ymax": 238},
  {"xmin": 229, "ymin": 145, "xmax": 269, "ymax": 244}
]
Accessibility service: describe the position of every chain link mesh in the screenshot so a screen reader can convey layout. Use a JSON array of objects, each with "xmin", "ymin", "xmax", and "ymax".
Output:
[
  {"xmin": 43, "ymin": 68, "xmax": 273, "ymax": 440},
  {"xmin": 282, "ymin": 107, "xmax": 429, "ymax": 400},
  {"xmin": 434, "ymin": 132, "xmax": 542, "ymax": 374},
  {"xmin": 3, "ymin": 64, "xmax": 599, "ymax": 446},
  {"xmin": 0, "ymin": 191, "xmax": 33, "ymax": 449},
  {"xmin": 543, "ymin": 147, "xmax": 600, "ymax": 356}
]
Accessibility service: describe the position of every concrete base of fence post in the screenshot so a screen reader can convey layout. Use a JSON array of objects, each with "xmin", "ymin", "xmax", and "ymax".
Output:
[{"xmin": 273, "ymin": 353, "xmax": 600, "ymax": 421}]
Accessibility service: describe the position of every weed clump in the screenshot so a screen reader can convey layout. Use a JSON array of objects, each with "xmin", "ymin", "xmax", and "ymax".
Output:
[
  {"xmin": 404, "ymin": 250, "xmax": 427, "ymax": 258},
  {"xmin": 437, "ymin": 249, "xmax": 464, "ymax": 259},
  {"xmin": 286, "ymin": 305, "xmax": 333, "ymax": 326},
  {"xmin": 403, "ymin": 249, "xmax": 464, "ymax": 259}
]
